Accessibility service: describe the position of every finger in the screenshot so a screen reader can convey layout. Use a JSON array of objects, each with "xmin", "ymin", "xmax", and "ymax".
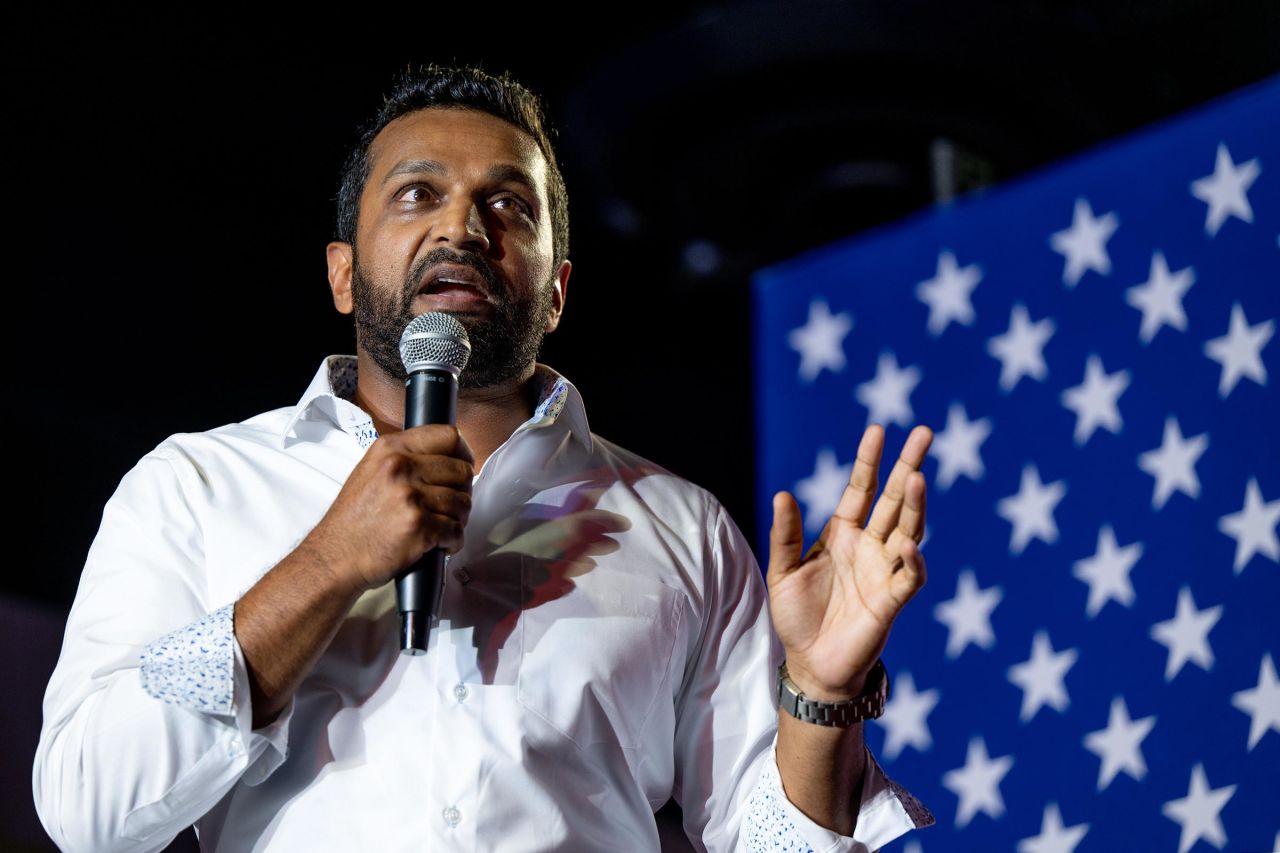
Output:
[
  {"xmin": 883, "ymin": 472, "xmax": 926, "ymax": 567},
  {"xmin": 829, "ymin": 424, "xmax": 884, "ymax": 532},
  {"xmin": 454, "ymin": 429, "xmax": 476, "ymax": 465},
  {"xmin": 865, "ymin": 425, "xmax": 933, "ymax": 542},
  {"xmin": 436, "ymin": 518, "xmax": 466, "ymax": 555},
  {"xmin": 416, "ymin": 510, "xmax": 466, "ymax": 554},
  {"xmin": 413, "ymin": 457, "xmax": 475, "ymax": 489},
  {"xmin": 888, "ymin": 537, "xmax": 927, "ymax": 605},
  {"xmin": 768, "ymin": 491, "xmax": 805, "ymax": 578},
  {"xmin": 895, "ymin": 470, "xmax": 927, "ymax": 545},
  {"xmin": 399, "ymin": 424, "xmax": 469, "ymax": 459},
  {"xmin": 415, "ymin": 484, "xmax": 473, "ymax": 521}
]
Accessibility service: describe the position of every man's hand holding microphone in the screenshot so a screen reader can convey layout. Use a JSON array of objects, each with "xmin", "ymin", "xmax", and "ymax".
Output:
[{"xmin": 237, "ymin": 312, "xmax": 473, "ymax": 726}]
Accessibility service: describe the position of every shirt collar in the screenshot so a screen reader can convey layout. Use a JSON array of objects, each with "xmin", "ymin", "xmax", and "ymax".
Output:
[{"xmin": 282, "ymin": 354, "xmax": 593, "ymax": 453}]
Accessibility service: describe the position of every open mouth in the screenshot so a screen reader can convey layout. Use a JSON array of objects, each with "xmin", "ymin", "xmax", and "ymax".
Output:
[
  {"xmin": 419, "ymin": 282, "xmax": 487, "ymax": 299},
  {"xmin": 419, "ymin": 263, "xmax": 491, "ymax": 297},
  {"xmin": 415, "ymin": 263, "xmax": 496, "ymax": 311}
]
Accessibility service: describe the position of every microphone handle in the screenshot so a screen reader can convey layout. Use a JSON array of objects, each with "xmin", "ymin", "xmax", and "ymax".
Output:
[{"xmin": 397, "ymin": 366, "xmax": 458, "ymax": 655}]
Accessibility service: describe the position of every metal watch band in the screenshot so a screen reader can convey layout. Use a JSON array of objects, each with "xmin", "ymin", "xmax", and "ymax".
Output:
[{"xmin": 777, "ymin": 658, "xmax": 889, "ymax": 727}]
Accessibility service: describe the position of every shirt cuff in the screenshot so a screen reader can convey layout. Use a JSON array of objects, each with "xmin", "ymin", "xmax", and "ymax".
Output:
[
  {"xmin": 745, "ymin": 729, "xmax": 934, "ymax": 852},
  {"xmin": 138, "ymin": 602, "xmax": 294, "ymax": 787},
  {"xmin": 139, "ymin": 602, "xmax": 236, "ymax": 714}
]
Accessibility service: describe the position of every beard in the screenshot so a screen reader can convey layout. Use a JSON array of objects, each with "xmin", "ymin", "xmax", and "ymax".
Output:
[{"xmin": 350, "ymin": 246, "xmax": 555, "ymax": 390}]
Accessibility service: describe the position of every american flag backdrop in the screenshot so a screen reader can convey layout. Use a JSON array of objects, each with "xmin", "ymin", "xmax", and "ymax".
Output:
[{"xmin": 752, "ymin": 75, "xmax": 1279, "ymax": 852}]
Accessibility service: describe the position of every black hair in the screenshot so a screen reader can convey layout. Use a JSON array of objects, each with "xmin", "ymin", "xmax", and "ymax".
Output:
[{"xmin": 335, "ymin": 63, "xmax": 569, "ymax": 268}]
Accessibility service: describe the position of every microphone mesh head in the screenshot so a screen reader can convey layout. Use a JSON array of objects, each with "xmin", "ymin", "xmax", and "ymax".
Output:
[{"xmin": 399, "ymin": 312, "xmax": 471, "ymax": 374}]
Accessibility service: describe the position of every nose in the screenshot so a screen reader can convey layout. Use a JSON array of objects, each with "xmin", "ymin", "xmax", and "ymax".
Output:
[{"xmin": 435, "ymin": 197, "xmax": 491, "ymax": 254}]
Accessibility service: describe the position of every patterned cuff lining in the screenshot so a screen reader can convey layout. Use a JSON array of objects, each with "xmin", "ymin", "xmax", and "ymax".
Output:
[
  {"xmin": 139, "ymin": 602, "xmax": 236, "ymax": 715},
  {"xmin": 885, "ymin": 769, "xmax": 935, "ymax": 829},
  {"xmin": 745, "ymin": 738, "xmax": 936, "ymax": 852},
  {"xmin": 744, "ymin": 750, "xmax": 818, "ymax": 853}
]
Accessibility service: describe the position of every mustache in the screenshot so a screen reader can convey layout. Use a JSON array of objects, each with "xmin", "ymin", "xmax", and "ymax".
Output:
[{"xmin": 403, "ymin": 249, "xmax": 505, "ymax": 306}]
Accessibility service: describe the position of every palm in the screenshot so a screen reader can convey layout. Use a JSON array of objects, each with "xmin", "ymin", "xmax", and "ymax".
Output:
[{"xmin": 767, "ymin": 424, "xmax": 933, "ymax": 698}]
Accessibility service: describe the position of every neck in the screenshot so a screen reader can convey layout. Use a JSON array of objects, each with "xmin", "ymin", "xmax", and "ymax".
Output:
[{"xmin": 351, "ymin": 349, "xmax": 539, "ymax": 476}]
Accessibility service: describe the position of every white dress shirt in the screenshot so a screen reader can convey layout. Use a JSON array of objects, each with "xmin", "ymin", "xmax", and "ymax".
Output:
[{"xmin": 33, "ymin": 355, "xmax": 932, "ymax": 852}]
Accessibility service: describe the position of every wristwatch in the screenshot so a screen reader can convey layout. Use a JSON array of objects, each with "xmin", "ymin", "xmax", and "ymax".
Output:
[{"xmin": 777, "ymin": 659, "xmax": 889, "ymax": 727}]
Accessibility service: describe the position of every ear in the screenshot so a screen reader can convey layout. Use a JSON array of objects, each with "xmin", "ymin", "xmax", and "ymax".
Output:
[
  {"xmin": 544, "ymin": 259, "xmax": 571, "ymax": 333},
  {"xmin": 326, "ymin": 241, "xmax": 354, "ymax": 315}
]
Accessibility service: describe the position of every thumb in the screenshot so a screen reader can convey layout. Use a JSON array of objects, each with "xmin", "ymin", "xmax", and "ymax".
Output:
[
  {"xmin": 454, "ymin": 428, "xmax": 476, "ymax": 466},
  {"xmin": 768, "ymin": 491, "xmax": 805, "ymax": 579}
]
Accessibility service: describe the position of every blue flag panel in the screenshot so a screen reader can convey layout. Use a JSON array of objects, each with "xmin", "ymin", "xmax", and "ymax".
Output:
[{"xmin": 753, "ymin": 75, "xmax": 1279, "ymax": 852}]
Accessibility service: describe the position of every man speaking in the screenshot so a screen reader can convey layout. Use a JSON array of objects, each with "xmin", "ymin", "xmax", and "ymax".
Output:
[{"xmin": 33, "ymin": 64, "xmax": 935, "ymax": 851}]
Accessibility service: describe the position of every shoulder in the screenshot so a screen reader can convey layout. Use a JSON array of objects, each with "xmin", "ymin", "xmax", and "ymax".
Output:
[
  {"xmin": 152, "ymin": 405, "xmax": 295, "ymax": 456},
  {"xmin": 128, "ymin": 403, "xmax": 300, "ymax": 489}
]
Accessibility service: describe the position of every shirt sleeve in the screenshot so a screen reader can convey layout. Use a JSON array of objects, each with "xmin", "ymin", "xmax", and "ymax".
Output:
[
  {"xmin": 32, "ymin": 446, "xmax": 295, "ymax": 853},
  {"xmin": 744, "ymin": 732, "xmax": 935, "ymax": 852},
  {"xmin": 138, "ymin": 600, "xmax": 295, "ymax": 786},
  {"xmin": 671, "ymin": 497, "xmax": 932, "ymax": 852}
]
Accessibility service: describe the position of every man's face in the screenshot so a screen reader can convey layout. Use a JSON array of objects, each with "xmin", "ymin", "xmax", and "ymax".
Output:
[{"xmin": 328, "ymin": 107, "xmax": 570, "ymax": 389}]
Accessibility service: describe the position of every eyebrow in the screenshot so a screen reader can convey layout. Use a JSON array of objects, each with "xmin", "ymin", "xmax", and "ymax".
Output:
[
  {"xmin": 381, "ymin": 159, "xmax": 542, "ymax": 201},
  {"xmin": 381, "ymin": 159, "xmax": 446, "ymax": 186}
]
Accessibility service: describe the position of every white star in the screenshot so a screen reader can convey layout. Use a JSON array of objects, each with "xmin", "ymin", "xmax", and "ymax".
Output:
[
  {"xmin": 988, "ymin": 303, "xmax": 1055, "ymax": 393},
  {"xmin": 916, "ymin": 250, "xmax": 982, "ymax": 337},
  {"xmin": 1016, "ymin": 803, "xmax": 1089, "ymax": 853},
  {"xmin": 1007, "ymin": 630, "xmax": 1078, "ymax": 722},
  {"xmin": 1218, "ymin": 477, "xmax": 1280, "ymax": 574},
  {"xmin": 1138, "ymin": 416, "xmax": 1209, "ymax": 510},
  {"xmin": 1060, "ymin": 354, "xmax": 1130, "ymax": 445},
  {"xmin": 1190, "ymin": 142, "xmax": 1261, "ymax": 237},
  {"xmin": 1049, "ymin": 197, "xmax": 1119, "ymax": 287},
  {"xmin": 934, "ymin": 569, "xmax": 1003, "ymax": 659},
  {"xmin": 996, "ymin": 464, "xmax": 1067, "ymax": 555},
  {"xmin": 794, "ymin": 447, "xmax": 853, "ymax": 534},
  {"xmin": 1083, "ymin": 695, "xmax": 1157, "ymax": 790},
  {"xmin": 874, "ymin": 672, "xmax": 941, "ymax": 760},
  {"xmin": 1203, "ymin": 303, "xmax": 1274, "ymax": 397},
  {"xmin": 941, "ymin": 737, "xmax": 1014, "ymax": 828},
  {"xmin": 929, "ymin": 402, "xmax": 992, "ymax": 491},
  {"xmin": 1151, "ymin": 586, "xmax": 1222, "ymax": 681},
  {"xmin": 1161, "ymin": 763, "xmax": 1236, "ymax": 853},
  {"xmin": 1231, "ymin": 653, "xmax": 1280, "ymax": 750},
  {"xmin": 854, "ymin": 351, "xmax": 922, "ymax": 428},
  {"xmin": 1125, "ymin": 251, "xmax": 1195, "ymax": 344},
  {"xmin": 1072, "ymin": 525, "xmax": 1143, "ymax": 617},
  {"xmin": 788, "ymin": 298, "xmax": 854, "ymax": 382}
]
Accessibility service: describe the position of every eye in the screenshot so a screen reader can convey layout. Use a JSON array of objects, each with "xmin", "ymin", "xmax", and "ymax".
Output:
[
  {"xmin": 492, "ymin": 195, "xmax": 533, "ymax": 216},
  {"xmin": 397, "ymin": 184, "xmax": 437, "ymax": 204}
]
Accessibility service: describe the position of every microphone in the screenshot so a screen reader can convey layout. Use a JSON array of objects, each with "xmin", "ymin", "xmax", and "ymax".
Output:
[{"xmin": 396, "ymin": 311, "xmax": 471, "ymax": 655}]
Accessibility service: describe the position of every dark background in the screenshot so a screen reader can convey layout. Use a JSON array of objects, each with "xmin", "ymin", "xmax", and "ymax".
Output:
[{"xmin": 5, "ymin": 3, "xmax": 1279, "ymax": 850}]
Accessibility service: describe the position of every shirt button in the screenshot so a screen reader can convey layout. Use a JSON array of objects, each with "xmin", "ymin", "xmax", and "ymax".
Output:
[
  {"xmin": 455, "ymin": 568, "xmax": 472, "ymax": 585},
  {"xmin": 453, "ymin": 684, "xmax": 469, "ymax": 702},
  {"xmin": 228, "ymin": 741, "xmax": 243, "ymax": 758},
  {"xmin": 443, "ymin": 805, "xmax": 461, "ymax": 827}
]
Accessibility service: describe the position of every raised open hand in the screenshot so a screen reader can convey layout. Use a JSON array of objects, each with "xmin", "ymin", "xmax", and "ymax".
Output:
[{"xmin": 767, "ymin": 423, "xmax": 933, "ymax": 699}]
